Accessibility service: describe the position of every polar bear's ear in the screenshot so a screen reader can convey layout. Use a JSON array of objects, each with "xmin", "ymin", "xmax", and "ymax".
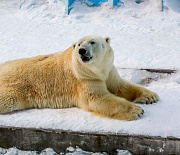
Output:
[
  {"xmin": 105, "ymin": 37, "xmax": 110, "ymax": 45},
  {"xmin": 72, "ymin": 42, "xmax": 76, "ymax": 50}
]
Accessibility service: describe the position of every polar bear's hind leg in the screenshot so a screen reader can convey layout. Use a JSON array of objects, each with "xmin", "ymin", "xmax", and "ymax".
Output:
[{"xmin": 0, "ymin": 88, "xmax": 22, "ymax": 114}]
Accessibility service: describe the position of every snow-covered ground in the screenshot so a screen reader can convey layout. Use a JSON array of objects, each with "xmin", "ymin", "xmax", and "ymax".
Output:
[
  {"xmin": 0, "ymin": 0, "xmax": 180, "ymax": 143},
  {"xmin": 0, "ymin": 146, "xmax": 132, "ymax": 155}
]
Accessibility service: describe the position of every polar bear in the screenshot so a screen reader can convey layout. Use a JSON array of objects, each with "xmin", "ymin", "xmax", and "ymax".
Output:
[{"xmin": 0, "ymin": 35, "xmax": 159, "ymax": 121}]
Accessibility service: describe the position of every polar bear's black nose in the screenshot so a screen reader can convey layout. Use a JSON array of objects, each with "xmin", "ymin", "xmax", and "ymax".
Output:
[{"xmin": 79, "ymin": 48, "xmax": 87, "ymax": 55}]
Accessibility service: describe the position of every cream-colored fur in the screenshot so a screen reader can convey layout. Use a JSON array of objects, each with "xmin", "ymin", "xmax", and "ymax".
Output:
[{"xmin": 0, "ymin": 35, "xmax": 159, "ymax": 121}]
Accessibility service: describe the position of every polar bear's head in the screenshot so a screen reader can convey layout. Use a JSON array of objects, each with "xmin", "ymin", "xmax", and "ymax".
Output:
[
  {"xmin": 72, "ymin": 35, "xmax": 114, "ymax": 80},
  {"xmin": 72, "ymin": 35, "xmax": 114, "ymax": 65}
]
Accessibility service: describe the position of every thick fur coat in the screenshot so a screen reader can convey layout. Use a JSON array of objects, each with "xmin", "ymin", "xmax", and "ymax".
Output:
[{"xmin": 0, "ymin": 35, "xmax": 159, "ymax": 121}]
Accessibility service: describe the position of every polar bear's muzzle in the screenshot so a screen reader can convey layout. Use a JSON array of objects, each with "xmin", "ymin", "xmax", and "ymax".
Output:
[{"xmin": 78, "ymin": 48, "xmax": 92, "ymax": 62}]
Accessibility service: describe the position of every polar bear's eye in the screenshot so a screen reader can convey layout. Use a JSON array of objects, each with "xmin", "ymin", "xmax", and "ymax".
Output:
[
  {"xmin": 90, "ymin": 41, "xmax": 95, "ymax": 45},
  {"xmin": 78, "ymin": 43, "xmax": 81, "ymax": 46}
]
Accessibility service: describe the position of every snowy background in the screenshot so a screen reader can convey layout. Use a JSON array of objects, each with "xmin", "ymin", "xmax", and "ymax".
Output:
[{"xmin": 0, "ymin": 0, "xmax": 180, "ymax": 146}]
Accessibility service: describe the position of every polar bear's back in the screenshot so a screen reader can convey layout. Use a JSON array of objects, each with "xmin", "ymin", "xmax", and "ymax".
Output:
[{"xmin": 0, "ymin": 47, "xmax": 78, "ymax": 110}]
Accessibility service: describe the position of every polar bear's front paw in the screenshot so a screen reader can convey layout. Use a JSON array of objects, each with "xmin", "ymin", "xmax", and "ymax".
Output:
[
  {"xmin": 134, "ymin": 90, "xmax": 159, "ymax": 104},
  {"xmin": 112, "ymin": 104, "xmax": 144, "ymax": 121},
  {"xmin": 127, "ymin": 105, "xmax": 144, "ymax": 121}
]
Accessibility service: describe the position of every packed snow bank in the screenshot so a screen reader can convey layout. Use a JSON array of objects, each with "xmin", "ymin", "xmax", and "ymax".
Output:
[
  {"xmin": 0, "ymin": 147, "xmax": 132, "ymax": 155},
  {"xmin": 0, "ymin": 0, "xmax": 19, "ymax": 15},
  {"xmin": 19, "ymin": 0, "xmax": 66, "ymax": 19},
  {"xmin": 1, "ymin": 0, "xmax": 180, "ymax": 69},
  {"xmin": 19, "ymin": 0, "xmax": 163, "ymax": 19}
]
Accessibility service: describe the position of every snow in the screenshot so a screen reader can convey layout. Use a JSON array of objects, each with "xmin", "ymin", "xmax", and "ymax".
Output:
[
  {"xmin": 0, "ymin": 147, "xmax": 132, "ymax": 155},
  {"xmin": 0, "ymin": 0, "xmax": 180, "ymax": 140}
]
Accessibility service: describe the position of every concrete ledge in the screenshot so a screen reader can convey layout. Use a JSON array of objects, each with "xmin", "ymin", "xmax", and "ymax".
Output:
[
  {"xmin": 119, "ymin": 68, "xmax": 177, "ymax": 74},
  {"xmin": 140, "ymin": 68, "xmax": 176, "ymax": 74},
  {"xmin": 0, "ymin": 127, "xmax": 180, "ymax": 154}
]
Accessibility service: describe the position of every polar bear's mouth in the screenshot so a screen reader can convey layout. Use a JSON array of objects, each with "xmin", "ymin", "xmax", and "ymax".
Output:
[
  {"xmin": 78, "ymin": 48, "xmax": 92, "ymax": 62},
  {"xmin": 81, "ymin": 55, "xmax": 92, "ymax": 62}
]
